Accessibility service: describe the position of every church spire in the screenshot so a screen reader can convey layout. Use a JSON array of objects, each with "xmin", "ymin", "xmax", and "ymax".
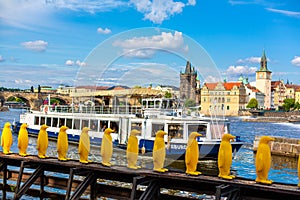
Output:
[
  {"xmin": 260, "ymin": 49, "xmax": 268, "ymax": 71},
  {"xmin": 185, "ymin": 61, "xmax": 192, "ymax": 73}
]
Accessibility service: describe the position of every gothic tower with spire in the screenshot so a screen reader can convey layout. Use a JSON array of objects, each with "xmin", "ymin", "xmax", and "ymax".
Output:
[
  {"xmin": 256, "ymin": 50, "xmax": 272, "ymax": 109},
  {"xmin": 180, "ymin": 61, "xmax": 200, "ymax": 103}
]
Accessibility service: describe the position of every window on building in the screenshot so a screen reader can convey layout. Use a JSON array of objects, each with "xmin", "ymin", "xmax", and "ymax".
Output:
[
  {"xmin": 227, "ymin": 106, "xmax": 230, "ymax": 110},
  {"xmin": 227, "ymin": 98, "xmax": 230, "ymax": 102}
]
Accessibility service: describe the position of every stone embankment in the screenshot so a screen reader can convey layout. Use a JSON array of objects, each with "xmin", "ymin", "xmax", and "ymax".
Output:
[
  {"xmin": 253, "ymin": 136, "xmax": 300, "ymax": 157},
  {"xmin": 0, "ymin": 106, "xmax": 9, "ymax": 112},
  {"xmin": 242, "ymin": 110, "xmax": 300, "ymax": 122}
]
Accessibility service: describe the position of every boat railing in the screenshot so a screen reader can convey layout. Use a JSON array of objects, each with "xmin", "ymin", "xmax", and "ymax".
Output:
[{"xmin": 41, "ymin": 105, "xmax": 142, "ymax": 115}]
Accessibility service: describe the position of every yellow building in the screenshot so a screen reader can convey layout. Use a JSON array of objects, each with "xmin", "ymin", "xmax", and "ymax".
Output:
[
  {"xmin": 296, "ymin": 88, "xmax": 300, "ymax": 104},
  {"xmin": 200, "ymin": 82, "xmax": 247, "ymax": 116},
  {"xmin": 285, "ymin": 84, "xmax": 300, "ymax": 99},
  {"xmin": 271, "ymin": 80, "xmax": 286, "ymax": 109}
]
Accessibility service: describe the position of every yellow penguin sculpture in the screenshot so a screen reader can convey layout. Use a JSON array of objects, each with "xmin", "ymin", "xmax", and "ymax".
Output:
[
  {"xmin": 18, "ymin": 123, "xmax": 29, "ymax": 156},
  {"xmin": 255, "ymin": 136, "xmax": 275, "ymax": 185},
  {"xmin": 37, "ymin": 124, "xmax": 49, "ymax": 159},
  {"xmin": 101, "ymin": 128, "xmax": 115, "ymax": 167},
  {"xmin": 185, "ymin": 132, "xmax": 202, "ymax": 175},
  {"xmin": 126, "ymin": 129, "xmax": 141, "ymax": 169},
  {"xmin": 1, "ymin": 122, "xmax": 13, "ymax": 154},
  {"xmin": 152, "ymin": 130, "xmax": 168, "ymax": 173},
  {"xmin": 78, "ymin": 127, "xmax": 91, "ymax": 164},
  {"xmin": 298, "ymin": 152, "xmax": 300, "ymax": 187},
  {"xmin": 218, "ymin": 133, "xmax": 236, "ymax": 179},
  {"xmin": 57, "ymin": 126, "xmax": 70, "ymax": 161}
]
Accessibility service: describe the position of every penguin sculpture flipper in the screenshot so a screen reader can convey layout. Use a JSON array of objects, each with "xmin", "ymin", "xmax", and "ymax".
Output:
[
  {"xmin": 218, "ymin": 148, "xmax": 225, "ymax": 169},
  {"xmin": 256, "ymin": 153, "xmax": 264, "ymax": 172},
  {"xmin": 298, "ymin": 154, "xmax": 300, "ymax": 187},
  {"xmin": 185, "ymin": 146, "xmax": 192, "ymax": 166}
]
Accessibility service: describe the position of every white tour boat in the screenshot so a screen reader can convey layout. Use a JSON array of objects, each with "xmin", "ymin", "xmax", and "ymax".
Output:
[{"xmin": 15, "ymin": 98, "xmax": 244, "ymax": 159}]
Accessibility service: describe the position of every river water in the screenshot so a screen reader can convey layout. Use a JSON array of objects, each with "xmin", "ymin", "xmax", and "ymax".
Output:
[{"xmin": 1, "ymin": 109, "xmax": 300, "ymax": 198}]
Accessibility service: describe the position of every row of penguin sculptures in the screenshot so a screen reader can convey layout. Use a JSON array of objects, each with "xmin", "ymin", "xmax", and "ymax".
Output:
[{"xmin": 1, "ymin": 122, "xmax": 299, "ymax": 187}]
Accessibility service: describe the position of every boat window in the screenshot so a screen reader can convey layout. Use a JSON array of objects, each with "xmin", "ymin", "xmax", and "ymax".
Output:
[
  {"xmin": 110, "ymin": 121, "xmax": 119, "ymax": 133},
  {"xmin": 225, "ymin": 123, "xmax": 230, "ymax": 134},
  {"xmin": 151, "ymin": 124, "xmax": 164, "ymax": 137},
  {"xmin": 90, "ymin": 120, "xmax": 98, "ymax": 131},
  {"xmin": 66, "ymin": 119, "xmax": 72, "ymax": 129},
  {"xmin": 100, "ymin": 120, "xmax": 108, "ymax": 131},
  {"xmin": 41, "ymin": 117, "xmax": 45, "ymax": 125},
  {"xmin": 82, "ymin": 119, "xmax": 89, "ymax": 128},
  {"xmin": 59, "ymin": 118, "xmax": 65, "ymax": 127},
  {"xmin": 52, "ymin": 118, "xmax": 58, "ymax": 128},
  {"xmin": 46, "ymin": 117, "xmax": 51, "ymax": 126},
  {"xmin": 148, "ymin": 101, "xmax": 154, "ymax": 108},
  {"xmin": 131, "ymin": 122, "xmax": 142, "ymax": 132},
  {"xmin": 34, "ymin": 117, "xmax": 39, "ymax": 125},
  {"xmin": 210, "ymin": 124, "xmax": 225, "ymax": 139},
  {"xmin": 162, "ymin": 100, "xmax": 167, "ymax": 109},
  {"xmin": 155, "ymin": 100, "xmax": 160, "ymax": 108},
  {"xmin": 73, "ymin": 119, "xmax": 80, "ymax": 130},
  {"xmin": 142, "ymin": 100, "xmax": 147, "ymax": 108},
  {"xmin": 188, "ymin": 124, "xmax": 206, "ymax": 137},
  {"xmin": 168, "ymin": 124, "xmax": 183, "ymax": 139}
]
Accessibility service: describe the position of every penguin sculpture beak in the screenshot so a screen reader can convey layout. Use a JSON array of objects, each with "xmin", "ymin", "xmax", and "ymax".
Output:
[
  {"xmin": 196, "ymin": 133, "xmax": 202, "ymax": 137},
  {"xmin": 230, "ymin": 135, "xmax": 236, "ymax": 142}
]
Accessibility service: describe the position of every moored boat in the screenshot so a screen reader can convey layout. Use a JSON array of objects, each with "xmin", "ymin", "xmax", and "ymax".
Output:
[{"xmin": 14, "ymin": 97, "xmax": 244, "ymax": 160}]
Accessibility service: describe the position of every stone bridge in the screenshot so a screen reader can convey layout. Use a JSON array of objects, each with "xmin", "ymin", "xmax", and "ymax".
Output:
[
  {"xmin": 0, "ymin": 91, "xmax": 72, "ymax": 110},
  {"xmin": 0, "ymin": 88, "xmax": 164, "ymax": 110}
]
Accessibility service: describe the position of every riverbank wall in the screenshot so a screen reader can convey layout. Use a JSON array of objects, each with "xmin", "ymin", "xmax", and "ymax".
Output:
[
  {"xmin": 253, "ymin": 136, "xmax": 300, "ymax": 157},
  {"xmin": 0, "ymin": 107, "xmax": 9, "ymax": 112},
  {"xmin": 242, "ymin": 110, "xmax": 300, "ymax": 122}
]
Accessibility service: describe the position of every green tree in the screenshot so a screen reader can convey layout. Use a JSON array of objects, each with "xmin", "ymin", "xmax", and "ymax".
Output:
[
  {"xmin": 282, "ymin": 98, "xmax": 295, "ymax": 111},
  {"xmin": 295, "ymin": 102, "xmax": 300, "ymax": 110},
  {"xmin": 246, "ymin": 98, "xmax": 258, "ymax": 109},
  {"xmin": 184, "ymin": 99, "xmax": 196, "ymax": 108},
  {"xmin": 164, "ymin": 91, "xmax": 172, "ymax": 98}
]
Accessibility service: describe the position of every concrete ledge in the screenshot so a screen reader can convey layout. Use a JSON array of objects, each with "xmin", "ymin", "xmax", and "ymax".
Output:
[{"xmin": 253, "ymin": 136, "xmax": 300, "ymax": 157}]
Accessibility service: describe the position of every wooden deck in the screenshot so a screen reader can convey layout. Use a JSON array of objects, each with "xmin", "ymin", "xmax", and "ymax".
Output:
[{"xmin": 0, "ymin": 153, "xmax": 300, "ymax": 200}]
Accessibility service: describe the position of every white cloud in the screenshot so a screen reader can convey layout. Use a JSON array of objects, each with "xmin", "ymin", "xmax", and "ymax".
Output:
[
  {"xmin": 21, "ymin": 40, "xmax": 48, "ymax": 52},
  {"xmin": 291, "ymin": 56, "xmax": 300, "ymax": 67},
  {"xmin": 237, "ymin": 56, "xmax": 271, "ymax": 64},
  {"xmin": 237, "ymin": 56, "xmax": 260, "ymax": 64},
  {"xmin": 65, "ymin": 59, "xmax": 86, "ymax": 67},
  {"xmin": 49, "ymin": 0, "xmax": 127, "ymax": 13},
  {"xmin": 0, "ymin": 1, "xmax": 52, "ymax": 29},
  {"xmin": 1, "ymin": 0, "xmax": 195, "ymax": 29},
  {"xmin": 187, "ymin": 0, "xmax": 196, "ymax": 6},
  {"xmin": 266, "ymin": 8, "xmax": 300, "ymax": 18},
  {"xmin": 0, "ymin": 0, "xmax": 126, "ymax": 29},
  {"xmin": 124, "ymin": 49, "xmax": 156, "ymax": 58},
  {"xmin": 97, "ymin": 27, "xmax": 112, "ymax": 34},
  {"xmin": 65, "ymin": 60, "xmax": 74, "ymax": 66},
  {"xmin": 113, "ymin": 31, "xmax": 186, "ymax": 58},
  {"xmin": 0, "ymin": 55, "xmax": 4, "ymax": 62},
  {"xmin": 76, "ymin": 60, "xmax": 86, "ymax": 67},
  {"xmin": 226, "ymin": 65, "xmax": 258, "ymax": 76},
  {"xmin": 130, "ymin": 0, "xmax": 196, "ymax": 24}
]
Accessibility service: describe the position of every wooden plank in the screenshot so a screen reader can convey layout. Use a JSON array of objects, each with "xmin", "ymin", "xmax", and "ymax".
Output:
[{"xmin": 1, "ymin": 153, "xmax": 300, "ymax": 200}]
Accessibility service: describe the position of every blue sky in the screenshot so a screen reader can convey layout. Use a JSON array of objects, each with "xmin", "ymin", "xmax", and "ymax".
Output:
[{"xmin": 0, "ymin": 0, "xmax": 299, "ymax": 89}]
